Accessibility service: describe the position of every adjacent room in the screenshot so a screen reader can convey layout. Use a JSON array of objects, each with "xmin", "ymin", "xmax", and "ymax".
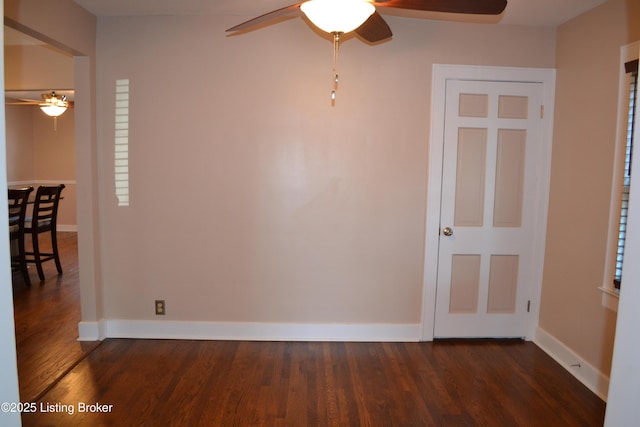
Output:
[{"xmin": 1, "ymin": 0, "xmax": 639, "ymax": 425}]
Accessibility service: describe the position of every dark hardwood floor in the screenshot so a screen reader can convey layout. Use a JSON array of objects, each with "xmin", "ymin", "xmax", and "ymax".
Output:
[
  {"xmin": 12, "ymin": 232, "xmax": 101, "ymax": 403},
  {"xmin": 13, "ymin": 234, "xmax": 606, "ymax": 426}
]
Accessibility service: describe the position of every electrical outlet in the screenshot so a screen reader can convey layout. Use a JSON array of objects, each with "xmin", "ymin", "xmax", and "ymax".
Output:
[{"xmin": 155, "ymin": 300, "xmax": 165, "ymax": 315}]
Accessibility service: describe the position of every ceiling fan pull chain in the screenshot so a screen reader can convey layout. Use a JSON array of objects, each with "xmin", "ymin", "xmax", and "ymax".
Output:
[{"xmin": 331, "ymin": 32, "xmax": 341, "ymax": 104}]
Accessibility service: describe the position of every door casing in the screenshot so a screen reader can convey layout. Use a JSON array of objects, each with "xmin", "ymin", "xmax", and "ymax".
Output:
[{"xmin": 421, "ymin": 65, "xmax": 556, "ymax": 341}]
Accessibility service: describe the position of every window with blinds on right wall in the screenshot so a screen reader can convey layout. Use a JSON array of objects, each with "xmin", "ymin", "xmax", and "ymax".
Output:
[
  {"xmin": 614, "ymin": 60, "xmax": 638, "ymax": 290},
  {"xmin": 602, "ymin": 42, "xmax": 639, "ymax": 311}
]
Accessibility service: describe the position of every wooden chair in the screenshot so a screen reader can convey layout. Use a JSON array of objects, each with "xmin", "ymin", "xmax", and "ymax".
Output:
[
  {"xmin": 8, "ymin": 186, "xmax": 34, "ymax": 286},
  {"xmin": 25, "ymin": 184, "xmax": 65, "ymax": 282}
]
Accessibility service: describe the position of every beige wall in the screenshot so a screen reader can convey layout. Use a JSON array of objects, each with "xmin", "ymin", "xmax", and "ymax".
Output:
[
  {"xmin": 33, "ymin": 107, "xmax": 77, "ymax": 228},
  {"xmin": 4, "ymin": 44, "xmax": 74, "ymax": 90},
  {"xmin": 540, "ymin": 0, "xmax": 639, "ymax": 377},
  {"xmin": 96, "ymin": 14, "xmax": 555, "ymax": 323},
  {"xmin": 32, "ymin": 109, "xmax": 75, "ymax": 181},
  {"xmin": 5, "ymin": 105, "xmax": 34, "ymax": 180}
]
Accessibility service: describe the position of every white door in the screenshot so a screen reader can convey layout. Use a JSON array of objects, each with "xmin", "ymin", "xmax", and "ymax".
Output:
[{"xmin": 433, "ymin": 79, "xmax": 545, "ymax": 338}]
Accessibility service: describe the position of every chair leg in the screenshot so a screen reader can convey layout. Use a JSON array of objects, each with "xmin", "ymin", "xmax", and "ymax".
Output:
[
  {"xmin": 18, "ymin": 237, "xmax": 31, "ymax": 287},
  {"xmin": 31, "ymin": 233, "xmax": 45, "ymax": 282},
  {"xmin": 51, "ymin": 230, "xmax": 63, "ymax": 275}
]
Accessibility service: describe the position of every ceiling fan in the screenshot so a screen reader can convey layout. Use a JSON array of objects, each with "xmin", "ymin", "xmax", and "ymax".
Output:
[
  {"xmin": 5, "ymin": 91, "xmax": 74, "ymax": 111},
  {"xmin": 227, "ymin": 0, "xmax": 507, "ymax": 102},
  {"xmin": 5, "ymin": 90, "xmax": 74, "ymax": 129},
  {"xmin": 228, "ymin": 0, "xmax": 508, "ymax": 42}
]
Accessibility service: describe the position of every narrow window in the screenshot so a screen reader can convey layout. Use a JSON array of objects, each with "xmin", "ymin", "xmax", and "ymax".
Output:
[
  {"xmin": 115, "ymin": 79, "xmax": 130, "ymax": 207},
  {"xmin": 614, "ymin": 60, "xmax": 638, "ymax": 289}
]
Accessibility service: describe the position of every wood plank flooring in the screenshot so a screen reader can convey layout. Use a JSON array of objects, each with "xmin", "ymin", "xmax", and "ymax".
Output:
[
  {"xmin": 20, "ymin": 339, "xmax": 605, "ymax": 426},
  {"xmin": 13, "ymin": 233, "xmax": 606, "ymax": 426},
  {"xmin": 11, "ymin": 232, "xmax": 101, "ymax": 403}
]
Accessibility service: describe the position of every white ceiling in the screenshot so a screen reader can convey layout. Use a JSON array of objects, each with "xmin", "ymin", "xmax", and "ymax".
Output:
[
  {"xmin": 5, "ymin": 0, "xmax": 607, "ymax": 101},
  {"xmin": 73, "ymin": 0, "xmax": 607, "ymax": 27}
]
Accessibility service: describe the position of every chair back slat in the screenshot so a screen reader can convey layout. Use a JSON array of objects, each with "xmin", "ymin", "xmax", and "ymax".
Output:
[
  {"xmin": 8, "ymin": 186, "xmax": 34, "ymax": 285},
  {"xmin": 8, "ymin": 187, "xmax": 34, "ymax": 235},
  {"xmin": 30, "ymin": 185, "xmax": 65, "ymax": 231}
]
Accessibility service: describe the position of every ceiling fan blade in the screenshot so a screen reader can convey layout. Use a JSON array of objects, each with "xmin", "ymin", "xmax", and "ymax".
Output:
[
  {"xmin": 355, "ymin": 12, "xmax": 392, "ymax": 43},
  {"xmin": 5, "ymin": 99, "xmax": 75, "ymax": 107},
  {"xmin": 5, "ymin": 98, "xmax": 39, "ymax": 105},
  {"xmin": 372, "ymin": 0, "xmax": 507, "ymax": 15},
  {"xmin": 226, "ymin": 3, "xmax": 303, "ymax": 33}
]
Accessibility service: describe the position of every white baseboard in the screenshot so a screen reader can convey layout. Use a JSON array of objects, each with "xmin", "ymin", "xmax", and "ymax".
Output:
[
  {"xmin": 95, "ymin": 320, "xmax": 421, "ymax": 342},
  {"xmin": 58, "ymin": 225, "xmax": 78, "ymax": 232},
  {"xmin": 534, "ymin": 327, "xmax": 609, "ymax": 401},
  {"xmin": 77, "ymin": 320, "xmax": 106, "ymax": 341},
  {"xmin": 86, "ymin": 319, "xmax": 610, "ymax": 400}
]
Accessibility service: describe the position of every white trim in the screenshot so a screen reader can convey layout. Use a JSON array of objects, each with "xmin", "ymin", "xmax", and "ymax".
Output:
[
  {"xmin": 77, "ymin": 320, "xmax": 106, "ymax": 341},
  {"xmin": 7, "ymin": 180, "xmax": 33, "ymax": 187},
  {"xmin": 605, "ymin": 40, "xmax": 640, "ymax": 425},
  {"xmin": 0, "ymin": 5, "xmax": 23, "ymax": 419},
  {"xmin": 421, "ymin": 65, "xmax": 556, "ymax": 341},
  {"xmin": 534, "ymin": 327, "xmax": 609, "ymax": 401},
  {"xmin": 7, "ymin": 179, "xmax": 77, "ymax": 186},
  {"xmin": 598, "ymin": 286, "xmax": 620, "ymax": 312},
  {"xmin": 99, "ymin": 320, "xmax": 421, "ymax": 342}
]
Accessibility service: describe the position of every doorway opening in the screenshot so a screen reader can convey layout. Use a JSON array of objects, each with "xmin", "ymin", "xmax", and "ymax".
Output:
[{"xmin": 3, "ymin": 24, "xmax": 94, "ymax": 402}]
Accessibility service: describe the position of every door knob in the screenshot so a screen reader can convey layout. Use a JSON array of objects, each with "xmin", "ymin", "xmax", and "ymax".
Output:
[{"xmin": 442, "ymin": 227, "xmax": 454, "ymax": 237}]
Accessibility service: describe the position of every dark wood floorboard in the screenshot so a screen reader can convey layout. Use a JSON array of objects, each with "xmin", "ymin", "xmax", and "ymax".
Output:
[
  {"xmin": 19, "ymin": 339, "xmax": 606, "ymax": 426},
  {"xmin": 13, "ymin": 234, "xmax": 606, "ymax": 426},
  {"xmin": 12, "ymin": 232, "xmax": 101, "ymax": 403}
]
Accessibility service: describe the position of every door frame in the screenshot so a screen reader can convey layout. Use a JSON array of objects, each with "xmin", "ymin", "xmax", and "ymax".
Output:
[{"xmin": 421, "ymin": 65, "xmax": 556, "ymax": 341}]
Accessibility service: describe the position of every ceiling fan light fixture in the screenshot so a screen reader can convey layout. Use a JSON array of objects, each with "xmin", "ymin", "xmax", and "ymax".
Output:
[
  {"xmin": 39, "ymin": 104, "xmax": 68, "ymax": 117},
  {"xmin": 300, "ymin": 0, "xmax": 375, "ymax": 34},
  {"xmin": 39, "ymin": 91, "xmax": 68, "ymax": 117}
]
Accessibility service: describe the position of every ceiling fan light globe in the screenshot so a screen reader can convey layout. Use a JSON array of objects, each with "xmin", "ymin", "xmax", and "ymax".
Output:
[
  {"xmin": 301, "ymin": 0, "xmax": 375, "ymax": 34},
  {"xmin": 39, "ymin": 104, "xmax": 68, "ymax": 117},
  {"xmin": 39, "ymin": 91, "xmax": 69, "ymax": 117}
]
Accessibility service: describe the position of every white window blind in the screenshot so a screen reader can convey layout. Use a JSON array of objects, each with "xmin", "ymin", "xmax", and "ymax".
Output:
[{"xmin": 614, "ymin": 60, "xmax": 638, "ymax": 289}]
